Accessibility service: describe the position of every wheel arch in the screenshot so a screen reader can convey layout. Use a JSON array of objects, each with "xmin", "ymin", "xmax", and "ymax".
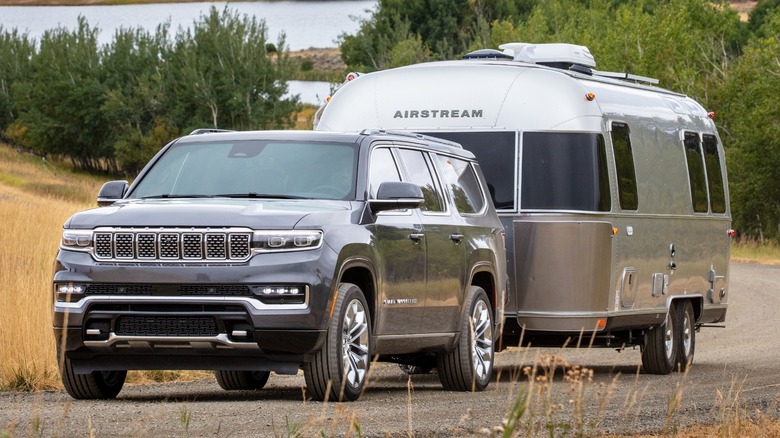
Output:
[
  {"xmin": 667, "ymin": 295, "xmax": 703, "ymax": 322},
  {"xmin": 470, "ymin": 264, "xmax": 497, "ymax": 318},
  {"xmin": 336, "ymin": 257, "xmax": 377, "ymax": 329}
]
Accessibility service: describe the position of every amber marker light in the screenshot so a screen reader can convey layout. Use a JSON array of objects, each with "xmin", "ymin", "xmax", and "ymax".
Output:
[
  {"xmin": 597, "ymin": 319, "xmax": 607, "ymax": 329},
  {"xmin": 611, "ymin": 227, "xmax": 619, "ymax": 235},
  {"xmin": 586, "ymin": 92, "xmax": 596, "ymax": 101}
]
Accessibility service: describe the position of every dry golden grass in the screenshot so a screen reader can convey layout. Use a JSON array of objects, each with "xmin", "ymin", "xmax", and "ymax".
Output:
[
  {"xmin": 0, "ymin": 147, "xmax": 102, "ymax": 391},
  {"xmin": 731, "ymin": 240, "xmax": 780, "ymax": 266}
]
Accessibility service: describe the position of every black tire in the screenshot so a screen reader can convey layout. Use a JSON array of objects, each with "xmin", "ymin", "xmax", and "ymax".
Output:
[
  {"xmin": 674, "ymin": 300, "xmax": 696, "ymax": 372},
  {"xmin": 59, "ymin": 352, "xmax": 126, "ymax": 400},
  {"xmin": 641, "ymin": 303, "xmax": 677, "ymax": 375},
  {"xmin": 437, "ymin": 286, "xmax": 494, "ymax": 392},
  {"xmin": 215, "ymin": 370, "xmax": 270, "ymax": 390},
  {"xmin": 304, "ymin": 283, "xmax": 372, "ymax": 401}
]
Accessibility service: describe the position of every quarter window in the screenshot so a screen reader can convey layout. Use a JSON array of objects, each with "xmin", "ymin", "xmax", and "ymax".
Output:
[
  {"xmin": 702, "ymin": 135, "xmax": 726, "ymax": 214},
  {"xmin": 521, "ymin": 132, "xmax": 611, "ymax": 211},
  {"xmin": 435, "ymin": 155, "xmax": 485, "ymax": 214},
  {"xmin": 611, "ymin": 123, "xmax": 638, "ymax": 210},
  {"xmin": 684, "ymin": 132, "xmax": 708, "ymax": 213}
]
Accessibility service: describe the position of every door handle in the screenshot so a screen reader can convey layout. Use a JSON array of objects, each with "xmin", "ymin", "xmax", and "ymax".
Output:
[
  {"xmin": 409, "ymin": 233, "xmax": 425, "ymax": 242},
  {"xmin": 449, "ymin": 234, "xmax": 464, "ymax": 243}
]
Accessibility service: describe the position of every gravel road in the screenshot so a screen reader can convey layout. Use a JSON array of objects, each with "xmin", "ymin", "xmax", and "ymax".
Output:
[{"xmin": 2, "ymin": 262, "xmax": 779, "ymax": 437}]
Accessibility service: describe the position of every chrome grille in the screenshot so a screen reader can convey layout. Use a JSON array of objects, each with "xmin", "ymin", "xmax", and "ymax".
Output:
[{"xmin": 91, "ymin": 228, "xmax": 252, "ymax": 262}]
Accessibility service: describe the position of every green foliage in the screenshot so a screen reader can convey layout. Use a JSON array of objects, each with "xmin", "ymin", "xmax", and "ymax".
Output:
[
  {"xmin": 169, "ymin": 7, "xmax": 298, "ymax": 132},
  {"xmin": 0, "ymin": 7, "xmax": 300, "ymax": 175},
  {"xmin": 0, "ymin": 28, "xmax": 33, "ymax": 133},
  {"xmin": 339, "ymin": 0, "xmax": 540, "ymax": 71},
  {"xmin": 716, "ymin": 8, "xmax": 780, "ymax": 240},
  {"xmin": 12, "ymin": 18, "xmax": 113, "ymax": 172}
]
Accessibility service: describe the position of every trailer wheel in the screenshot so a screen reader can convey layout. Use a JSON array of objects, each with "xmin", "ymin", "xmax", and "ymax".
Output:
[
  {"xmin": 674, "ymin": 300, "xmax": 695, "ymax": 372},
  {"xmin": 215, "ymin": 370, "xmax": 270, "ymax": 390},
  {"xmin": 59, "ymin": 350, "xmax": 126, "ymax": 399},
  {"xmin": 437, "ymin": 286, "xmax": 494, "ymax": 392},
  {"xmin": 641, "ymin": 304, "xmax": 677, "ymax": 375},
  {"xmin": 304, "ymin": 283, "xmax": 371, "ymax": 401}
]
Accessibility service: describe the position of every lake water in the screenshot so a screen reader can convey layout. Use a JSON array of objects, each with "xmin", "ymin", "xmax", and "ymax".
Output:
[
  {"xmin": 0, "ymin": 1, "xmax": 374, "ymax": 104},
  {"xmin": 0, "ymin": 1, "xmax": 376, "ymax": 51}
]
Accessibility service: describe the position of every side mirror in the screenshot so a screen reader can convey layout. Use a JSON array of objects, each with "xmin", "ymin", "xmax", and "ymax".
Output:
[
  {"xmin": 369, "ymin": 181, "xmax": 424, "ymax": 213},
  {"xmin": 97, "ymin": 180, "xmax": 129, "ymax": 207}
]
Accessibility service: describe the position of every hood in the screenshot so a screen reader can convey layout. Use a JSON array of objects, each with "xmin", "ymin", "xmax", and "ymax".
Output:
[{"xmin": 65, "ymin": 198, "xmax": 355, "ymax": 230}]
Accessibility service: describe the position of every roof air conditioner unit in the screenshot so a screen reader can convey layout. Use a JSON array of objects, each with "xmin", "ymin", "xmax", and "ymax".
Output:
[{"xmin": 499, "ymin": 43, "xmax": 596, "ymax": 68}]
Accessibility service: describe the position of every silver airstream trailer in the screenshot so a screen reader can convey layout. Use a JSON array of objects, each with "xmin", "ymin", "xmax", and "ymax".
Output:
[{"xmin": 314, "ymin": 43, "xmax": 731, "ymax": 374}]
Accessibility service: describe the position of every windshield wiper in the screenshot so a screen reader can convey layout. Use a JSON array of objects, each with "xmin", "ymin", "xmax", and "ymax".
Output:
[
  {"xmin": 213, "ymin": 193, "xmax": 306, "ymax": 199},
  {"xmin": 141, "ymin": 194, "xmax": 212, "ymax": 199}
]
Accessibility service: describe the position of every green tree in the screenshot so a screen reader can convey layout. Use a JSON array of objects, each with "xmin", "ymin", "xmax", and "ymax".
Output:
[
  {"xmin": 168, "ymin": 7, "xmax": 299, "ymax": 132},
  {"xmin": 340, "ymin": 0, "xmax": 539, "ymax": 71},
  {"xmin": 11, "ymin": 17, "xmax": 112, "ymax": 172},
  {"xmin": 0, "ymin": 28, "xmax": 33, "ymax": 135},
  {"xmin": 100, "ymin": 25, "xmax": 175, "ymax": 174},
  {"xmin": 716, "ymin": 8, "xmax": 780, "ymax": 240}
]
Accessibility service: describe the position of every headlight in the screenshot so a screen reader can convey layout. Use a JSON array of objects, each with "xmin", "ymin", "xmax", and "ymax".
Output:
[
  {"xmin": 61, "ymin": 229, "xmax": 93, "ymax": 252},
  {"xmin": 252, "ymin": 230, "xmax": 323, "ymax": 252}
]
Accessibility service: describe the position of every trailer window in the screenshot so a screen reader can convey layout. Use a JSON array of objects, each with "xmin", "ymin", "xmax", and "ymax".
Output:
[
  {"xmin": 435, "ymin": 155, "xmax": 485, "ymax": 214},
  {"xmin": 611, "ymin": 123, "xmax": 638, "ymax": 210},
  {"xmin": 684, "ymin": 132, "xmax": 708, "ymax": 213},
  {"xmin": 702, "ymin": 135, "xmax": 726, "ymax": 213},
  {"xmin": 521, "ymin": 132, "xmax": 611, "ymax": 212},
  {"xmin": 420, "ymin": 131, "xmax": 516, "ymax": 210}
]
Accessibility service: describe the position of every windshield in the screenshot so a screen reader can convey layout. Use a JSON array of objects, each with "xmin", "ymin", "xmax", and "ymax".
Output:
[{"xmin": 130, "ymin": 140, "xmax": 359, "ymax": 200}]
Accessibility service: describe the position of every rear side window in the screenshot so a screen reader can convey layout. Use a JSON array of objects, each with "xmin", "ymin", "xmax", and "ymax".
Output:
[
  {"xmin": 684, "ymin": 132, "xmax": 708, "ymax": 213},
  {"xmin": 611, "ymin": 123, "xmax": 638, "ymax": 210},
  {"xmin": 702, "ymin": 135, "xmax": 726, "ymax": 214},
  {"xmin": 521, "ymin": 132, "xmax": 611, "ymax": 211},
  {"xmin": 435, "ymin": 155, "xmax": 485, "ymax": 214},
  {"xmin": 397, "ymin": 149, "xmax": 446, "ymax": 213},
  {"xmin": 420, "ymin": 131, "xmax": 516, "ymax": 210}
]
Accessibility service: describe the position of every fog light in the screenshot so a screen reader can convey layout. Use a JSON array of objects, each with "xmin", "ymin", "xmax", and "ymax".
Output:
[
  {"xmin": 251, "ymin": 285, "xmax": 307, "ymax": 305},
  {"xmin": 55, "ymin": 283, "xmax": 87, "ymax": 302}
]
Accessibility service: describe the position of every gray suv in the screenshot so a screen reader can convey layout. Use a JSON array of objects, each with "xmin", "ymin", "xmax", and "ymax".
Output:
[{"xmin": 53, "ymin": 129, "xmax": 507, "ymax": 401}]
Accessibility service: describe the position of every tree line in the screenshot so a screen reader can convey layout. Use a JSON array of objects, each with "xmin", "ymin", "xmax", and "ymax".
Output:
[
  {"xmin": 0, "ymin": 7, "xmax": 299, "ymax": 175},
  {"xmin": 1, "ymin": 0, "xmax": 779, "ymax": 240},
  {"xmin": 340, "ymin": 0, "xmax": 780, "ymax": 241}
]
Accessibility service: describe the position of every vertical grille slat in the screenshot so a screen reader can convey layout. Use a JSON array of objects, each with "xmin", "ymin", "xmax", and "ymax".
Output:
[
  {"xmin": 159, "ymin": 233, "xmax": 180, "ymax": 259},
  {"xmin": 90, "ymin": 229, "xmax": 252, "ymax": 262},
  {"xmin": 229, "ymin": 234, "xmax": 250, "ymax": 259},
  {"xmin": 206, "ymin": 234, "xmax": 227, "ymax": 259},
  {"xmin": 115, "ymin": 233, "xmax": 134, "ymax": 259}
]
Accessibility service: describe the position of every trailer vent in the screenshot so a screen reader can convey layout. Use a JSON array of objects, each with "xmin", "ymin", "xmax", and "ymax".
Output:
[{"xmin": 462, "ymin": 49, "xmax": 514, "ymax": 60}]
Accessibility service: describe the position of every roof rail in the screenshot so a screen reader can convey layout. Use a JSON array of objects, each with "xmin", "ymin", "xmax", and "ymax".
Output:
[
  {"xmin": 592, "ymin": 70, "xmax": 659, "ymax": 85},
  {"xmin": 359, "ymin": 129, "xmax": 463, "ymax": 149},
  {"xmin": 189, "ymin": 128, "xmax": 235, "ymax": 135}
]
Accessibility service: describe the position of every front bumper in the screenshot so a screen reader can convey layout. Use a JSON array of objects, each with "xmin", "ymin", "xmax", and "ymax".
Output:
[{"xmin": 52, "ymin": 247, "xmax": 337, "ymax": 372}]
